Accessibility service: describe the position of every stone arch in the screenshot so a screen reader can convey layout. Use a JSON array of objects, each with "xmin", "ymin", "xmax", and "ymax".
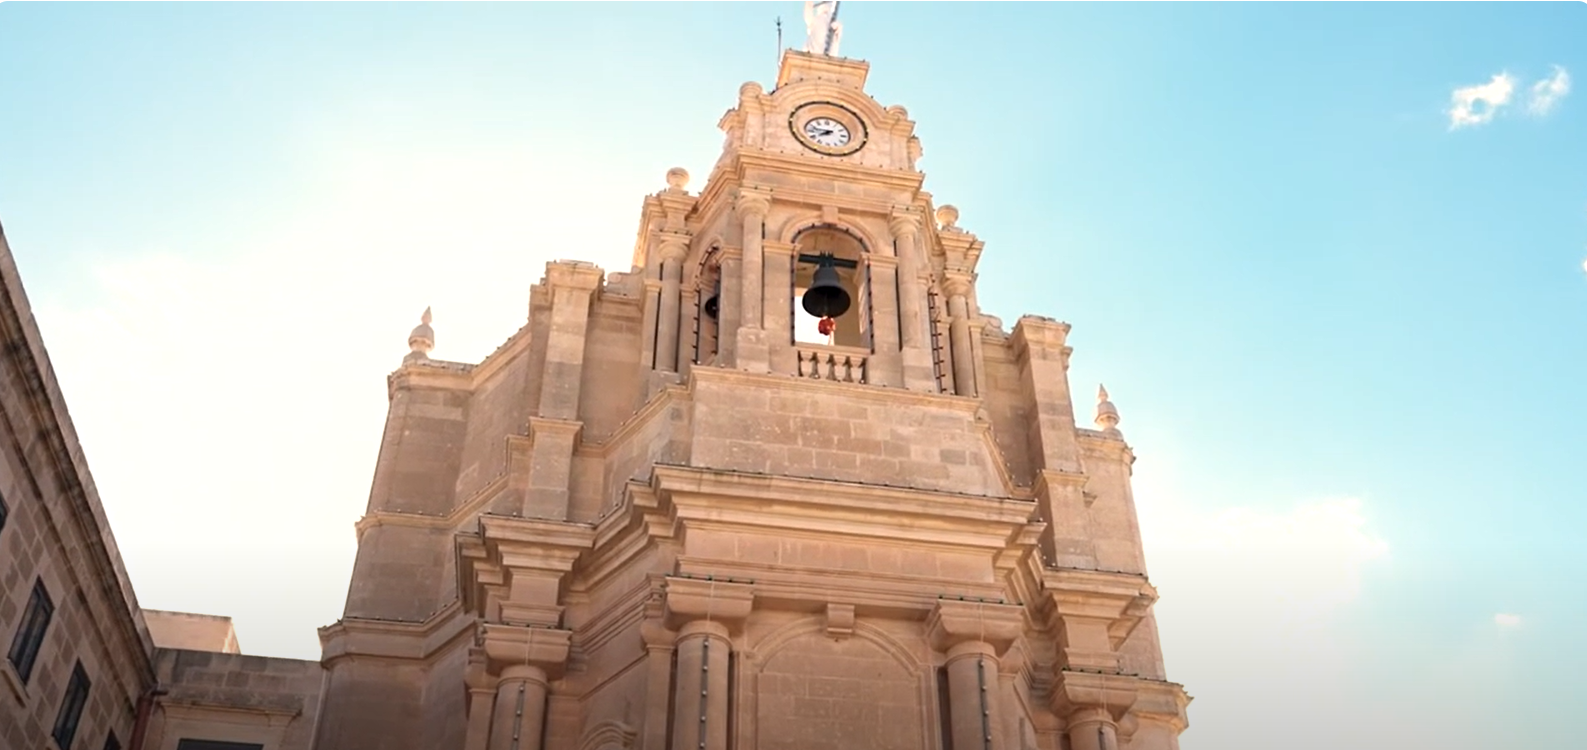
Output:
[
  {"xmin": 750, "ymin": 617, "xmax": 932, "ymax": 750},
  {"xmin": 776, "ymin": 212, "xmax": 882, "ymax": 254},
  {"xmin": 753, "ymin": 615, "xmax": 928, "ymax": 675},
  {"xmin": 692, "ymin": 243, "xmax": 725, "ymax": 364},
  {"xmin": 785, "ymin": 223, "xmax": 874, "ymax": 348},
  {"xmin": 577, "ymin": 720, "xmax": 637, "ymax": 750}
]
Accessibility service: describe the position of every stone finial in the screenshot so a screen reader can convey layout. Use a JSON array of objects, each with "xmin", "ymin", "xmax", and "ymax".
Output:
[
  {"xmin": 406, "ymin": 306, "xmax": 434, "ymax": 363},
  {"xmin": 907, "ymin": 136, "xmax": 923, "ymax": 167},
  {"xmin": 936, "ymin": 204, "xmax": 960, "ymax": 232},
  {"xmin": 1095, "ymin": 384, "xmax": 1121, "ymax": 434},
  {"xmin": 665, "ymin": 167, "xmax": 690, "ymax": 191}
]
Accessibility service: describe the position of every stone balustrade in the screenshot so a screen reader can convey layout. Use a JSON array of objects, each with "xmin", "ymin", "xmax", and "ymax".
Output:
[{"xmin": 796, "ymin": 343, "xmax": 870, "ymax": 383}]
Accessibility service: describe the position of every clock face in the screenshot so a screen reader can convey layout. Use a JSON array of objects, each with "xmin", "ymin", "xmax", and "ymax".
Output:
[{"xmin": 802, "ymin": 117, "xmax": 851, "ymax": 148}]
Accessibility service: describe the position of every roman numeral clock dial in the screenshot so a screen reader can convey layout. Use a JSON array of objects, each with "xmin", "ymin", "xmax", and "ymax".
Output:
[
  {"xmin": 790, "ymin": 102, "xmax": 867, "ymax": 156},
  {"xmin": 803, "ymin": 117, "xmax": 849, "ymax": 147}
]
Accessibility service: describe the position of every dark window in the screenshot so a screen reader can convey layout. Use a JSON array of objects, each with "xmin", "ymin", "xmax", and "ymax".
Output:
[
  {"xmin": 175, "ymin": 742, "xmax": 265, "ymax": 750},
  {"xmin": 103, "ymin": 732, "xmax": 121, "ymax": 750},
  {"xmin": 6, "ymin": 577, "xmax": 54, "ymax": 683},
  {"xmin": 51, "ymin": 661, "xmax": 91, "ymax": 749},
  {"xmin": 0, "ymin": 490, "xmax": 8, "ymax": 533}
]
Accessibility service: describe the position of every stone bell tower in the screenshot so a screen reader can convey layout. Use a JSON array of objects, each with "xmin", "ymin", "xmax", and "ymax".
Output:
[{"xmin": 312, "ymin": 26, "xmax": 1190, "ymax": 750}]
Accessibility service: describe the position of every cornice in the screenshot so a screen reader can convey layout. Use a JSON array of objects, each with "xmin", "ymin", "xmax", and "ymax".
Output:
[
  {"xmin": 651, "ymin": 464, "xmax": 1030, "ymax": 545},
  {"xmin": 734, "ymin": 150, "xmax": 925, "ymax": 193},
  {"xmin": 687, "ymin": 363, "xmax": 984, "ymax": 412},
  {"xmin": 316, "ymin": 599, "xmax": 473, "ymax": 667}
]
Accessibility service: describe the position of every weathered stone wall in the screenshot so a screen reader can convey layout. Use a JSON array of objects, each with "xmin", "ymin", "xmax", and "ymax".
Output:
[
  {"xmin": 454, "ymin": 345, "xmax": 529, "ymax": 505},
  {"xmin": 688, "ymin": 371, "xmax": 1006, "ymax": 497},
  {"xmin": 144, "ymin": 648, "xmax": 323, "ymax": 750}
]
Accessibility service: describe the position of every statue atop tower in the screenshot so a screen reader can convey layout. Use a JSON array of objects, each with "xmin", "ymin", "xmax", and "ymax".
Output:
[{"xmin": 803, "ymin": 0, "xmax": 842, "ymax": 56}]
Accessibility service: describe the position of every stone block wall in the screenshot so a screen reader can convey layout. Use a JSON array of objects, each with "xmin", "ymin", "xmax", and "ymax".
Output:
[{"xmin": 143, "ymin": 648, "xmax": 324, "ymax": 750}]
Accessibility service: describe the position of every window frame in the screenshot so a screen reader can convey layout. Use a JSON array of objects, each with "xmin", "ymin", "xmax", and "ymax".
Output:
[
  {"xmin": 7, "ymin": 577, "xmax": 55, "ymax": 684},
  {"xmin": 51, "ymin": 660, "xmax": 92, "ymax": 749}
]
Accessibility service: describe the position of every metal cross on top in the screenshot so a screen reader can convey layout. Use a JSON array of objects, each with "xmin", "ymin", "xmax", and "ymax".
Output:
[{"xmin": 803, "ymin": 0, "xmax": 843, "ymax": 56}]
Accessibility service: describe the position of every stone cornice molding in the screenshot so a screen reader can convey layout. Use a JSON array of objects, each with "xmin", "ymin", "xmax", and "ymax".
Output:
[
  {"xmin": 158, "ymin": 701, "xmax": 301, "ymax": 724},
  {"xmin": 735, "ymin": 150, "xmax": 926, "ymax": 193},
  {"xmin": 544, "ymin": 259, "xmax": 606, "ymax": 291},
  {"xmin": 651, "ymin": 464, "xmax": 1028, "ymax": 548},
  {"xmin": 1009, "ymin": 316, "xmax": 1073, "ymax": 363},
  {"xmin": 317, "ymin": 599, "xmax": 473, "ymax": 667},
  {"xmin": 1128, "ymin": 679, "xmax": 1192, "ymax": 732},
  {"xmin": 1038, "ymin": 568, "xmax": 1157, "ymax": 652},
  {"xmin": 457, "ymin": 515, "xmax": 597, "ymax": 625},
  {"xmin": 926, "ymin": 599, "xmax": 1026, "ymax": 655},
  {"xmin": 675, "ymin": 555, "xmax": 1008, "ymax": 620}
]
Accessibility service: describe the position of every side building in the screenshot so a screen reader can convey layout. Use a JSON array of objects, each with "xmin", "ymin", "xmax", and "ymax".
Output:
[{"xmin": 0, "ymin": 224, "xmax": 324, "ymax": 750}]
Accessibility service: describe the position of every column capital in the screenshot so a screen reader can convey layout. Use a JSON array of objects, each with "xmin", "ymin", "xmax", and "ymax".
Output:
[
  {"xmin": 735, "ymin": 189, "xmax": 772, "ymax": 217},
  {"xmin": 1050, "ymin": 670, "xmax": 1140, "ymax": 724},
  {"xmin": 926, "ymin": 599, "xmax": 1026, "ymax": 656},
  {"xmin": 942, "ymin": 274, "xmax": 973, "ymax": 299},
  {"xmin": 888, "ymin": 210, "xmax": 923, "ymax": 239},
  {"xmin": 658, "ymin": 233, "xmax": 690, "ymax": 261},
  {"xmin": 480, "ymin": 624, "xmax": 573, "ymax": 681},
  {"xmin": 663, "ymin": 576, "xmax": 755, "ymax": 633}
]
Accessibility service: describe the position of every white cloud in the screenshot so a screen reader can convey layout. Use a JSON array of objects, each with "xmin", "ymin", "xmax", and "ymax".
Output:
[
  {"xmin": 1527, "ymin": 65, "xmax": 1571, "ymax": 116},
  {"xmin": 1447, "ymin": 72, "xmax": 1516, "ymax": 129},
  {"xmin": 1494, "ymin": 612, "xmax": 1522, "ymax": 627}
]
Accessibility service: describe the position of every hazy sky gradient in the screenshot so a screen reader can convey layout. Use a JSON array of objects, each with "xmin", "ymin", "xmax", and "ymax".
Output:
[{"xmin": 2, "ymin": 3, "xmax": 1584, "ymax": 749}]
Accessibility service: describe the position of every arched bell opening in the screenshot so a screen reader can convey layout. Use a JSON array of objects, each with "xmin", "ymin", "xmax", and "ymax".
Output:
[
  {"xmin": 791, "ymin": 225, "xmax": 869, "ymax": 348},
  {"xmin": 694, "ymin": 247, "xmax": 723, "ymax": 365}
]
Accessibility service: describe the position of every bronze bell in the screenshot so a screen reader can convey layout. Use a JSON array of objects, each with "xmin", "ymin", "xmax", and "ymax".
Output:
[
  {"xmin": 702, "ymin": 278, "xmax": 720, "ymax": 320},
  {"xmin": 801, "ymin": 258, "xmax": 851, "ymax": 319}
]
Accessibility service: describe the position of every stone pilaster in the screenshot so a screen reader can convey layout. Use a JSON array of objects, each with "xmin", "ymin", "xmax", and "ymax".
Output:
[
  {"xmin": 522, "ymin": 418, "xmax": 581, "ymax": 520},
  {"xmin": 716, "ymin": 247, "xmax": 742, "ymax": 367},
  {"xmin": 734, "ymin": 190, "xmax": 772, "ymax": 373},
  {"xmin": 655, "ymin": 237, "xmax": 689, "ymax": 374},
  {"xmin": 639, "ymin": 277, "xmax": 662, "ymax": 373},
  {"xmin": 945, "ymin": 275, "xmax": 978, "ymax": 397},
  {"xmin": 638, "ymin": 602, "xmax": 677, "ymax": 750},
  {"xmin": 927, "ymin": 600, "xmax": 1026, "ymax": 750},
  {"xmin": 464, "ymin": 646, "xmax": 497, "ymax": 750},
  {"xmin": 678, "ymin": 286, "xmax": 699, "ymax": 377},
  {"xmin": 890, "ymin": 211, "xmax": 937, "ymax": 392},
  {"xmin": 763, "ymin": 240, "xmax": 796, "ymax": 376},
  {"xmin": 664, "ymin": 577, "xmax": 754, "ymax": 750},
  {"xmin": 865, "ymin": 254, "xmax": 903, "ymax": 387}
]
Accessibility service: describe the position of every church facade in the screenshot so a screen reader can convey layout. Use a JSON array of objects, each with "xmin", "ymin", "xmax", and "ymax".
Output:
[
  {"xmin": 1, "ymin": 19, "xmax": 1189, "ymax": 750},
  {"xmin": 311, "ymin": 47, "xmax": 1191, "ymax": 750}
]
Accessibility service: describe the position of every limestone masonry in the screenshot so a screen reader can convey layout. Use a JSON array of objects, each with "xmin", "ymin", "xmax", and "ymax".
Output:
[{"xmin": 1, "ymin": 44, "xmax": 1189, "ymax": 750}]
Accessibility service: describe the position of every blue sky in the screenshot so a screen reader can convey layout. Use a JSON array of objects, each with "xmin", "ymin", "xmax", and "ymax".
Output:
[{"xmin": 2, "ymin": 3, "xmax": 1584, "ymax": 749}]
